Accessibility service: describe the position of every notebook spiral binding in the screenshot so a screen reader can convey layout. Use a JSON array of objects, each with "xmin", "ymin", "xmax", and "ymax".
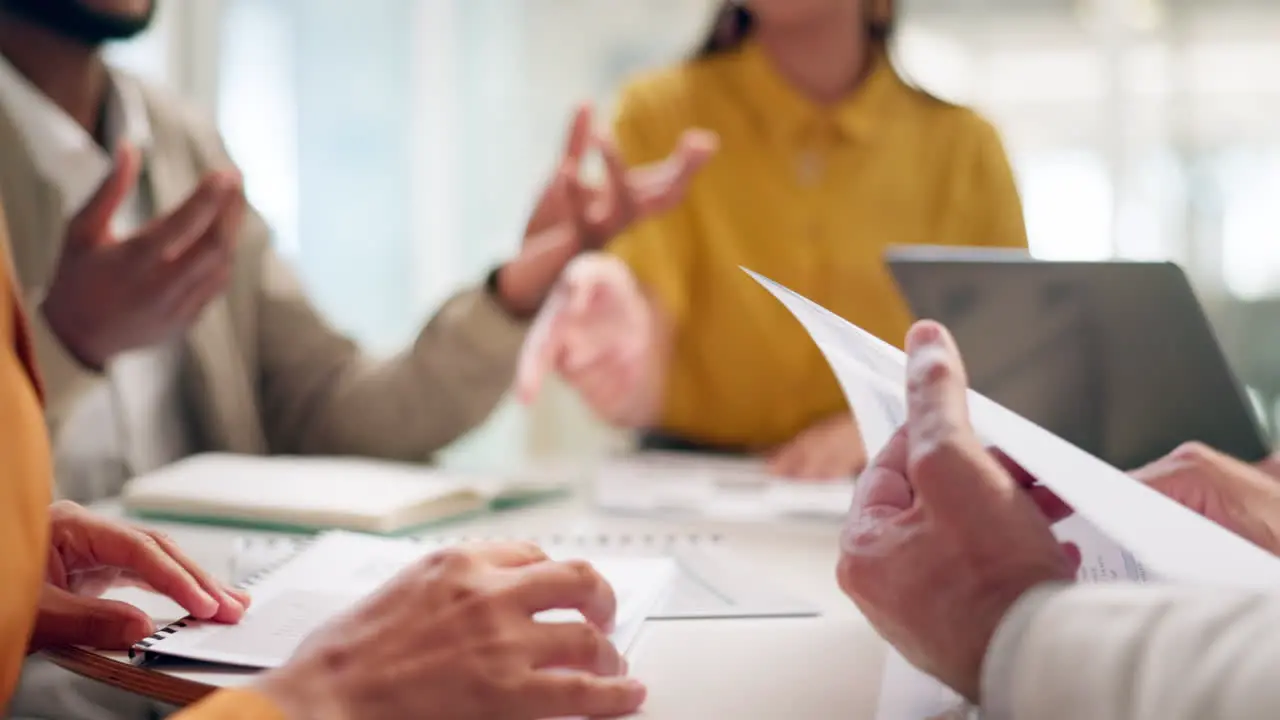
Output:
[
  {"xmin": 128, "ymin": 535, "xmax": 324, "ymax": 662},
  {"xmin": 129, "ymin": 531, "xmax": 720, "ymax": 662}
]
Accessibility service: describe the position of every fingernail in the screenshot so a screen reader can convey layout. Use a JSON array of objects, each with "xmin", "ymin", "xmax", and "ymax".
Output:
[
  {"xmin": 195, "ymin": 589, "xmax": 219, "ymax": 616},
  {"xmin": 624, "ymin": 678, "xmax": 647, "ymax": 697},
  {"xmin": 906, "ymin": 321, "xmax": 942, "ymax": 352}
]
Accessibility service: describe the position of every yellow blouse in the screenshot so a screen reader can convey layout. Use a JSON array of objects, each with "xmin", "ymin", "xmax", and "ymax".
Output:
[{"xmin": 610, "ymin": 41, "xmax": 1028, "ymax": 449}]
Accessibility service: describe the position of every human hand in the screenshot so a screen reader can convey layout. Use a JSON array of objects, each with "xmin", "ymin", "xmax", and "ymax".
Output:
[
  {"xmin": 514, "ymin": 253, "xmax": 663, "ymax": 428},
  {"xmin": 1131, "ymin": 442, "xmax": 1280, "ymax": 556},
  {"xmin": 1254, "ymin": 451, "xmax": 1280, "ymax": 481},
  {"xmin": 41, "ymin": 143, "xmax": 244, "ymax": 369},
  {"xmin": 494, "ymin": 105, "xmax": 716, "ymax": 318},
  {"xmin": 836, "ymin": 321, "xmax": 1080, "ymax": 703},
  {"xmin": 766, "ymin": 412, "xmax": 867, "ymax": 480},
  {"xmin": 256, "ymin": 542, "xmax": 645, "ymax": 720},
  {"xmin": 524, "ymin": 104, "xmax": 717, "ymax": 247},
  {"xmin": 30, "ymin": 501, "xmax": 249, "ymax": 651}
]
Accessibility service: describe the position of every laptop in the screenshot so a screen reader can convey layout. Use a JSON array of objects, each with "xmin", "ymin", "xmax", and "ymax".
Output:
[{"xmin": 885, "ymin": 245, "xmax": 1271, "ymax": 469}]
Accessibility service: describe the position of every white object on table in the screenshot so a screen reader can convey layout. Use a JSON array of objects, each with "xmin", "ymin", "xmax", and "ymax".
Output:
[
  {"xmin": 594, "ymin": 451, "xmax": 854, "ymax": 523},
  {"xmin": 230, "ymin": 530, "xmax": 820, "ymax": 621},
  {"xmin": 120, "ymin": 453, "xmax": 567, "ymax": 534}
]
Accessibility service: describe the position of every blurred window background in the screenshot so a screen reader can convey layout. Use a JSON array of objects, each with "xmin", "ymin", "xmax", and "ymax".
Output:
[{"xmin": 106, "ymin": 0, "xmax": 1280, "ymax": 459}]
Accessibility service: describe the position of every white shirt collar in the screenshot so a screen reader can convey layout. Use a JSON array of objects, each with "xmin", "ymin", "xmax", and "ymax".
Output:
[{"xmin": 0, "ymin": 54, "xmax": 152, "ymax": 220}]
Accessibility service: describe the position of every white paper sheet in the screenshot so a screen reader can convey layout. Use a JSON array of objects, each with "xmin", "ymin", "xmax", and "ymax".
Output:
[
  {"xmin": 746, "ymin": 269, "xmax": 1280, "ymax": 587},
  {"xmin": 136, "ymin": 531, "xmax": 676, "ymax": 668}
]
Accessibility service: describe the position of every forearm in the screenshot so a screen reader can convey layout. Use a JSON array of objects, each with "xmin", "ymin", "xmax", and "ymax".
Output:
[
  {"xmin": 272, "ymin": 287, "xmax": 527, "ymax": 459},
  {"xmin": 173, "ymin": 689, "xmax": 287, "ymax": 720},
  {"xmin": 983, "ymin": 584, "xmax": 1280, "ymax": 720}
]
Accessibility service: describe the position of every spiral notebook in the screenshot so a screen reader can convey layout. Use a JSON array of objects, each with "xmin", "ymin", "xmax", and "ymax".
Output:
[
  {"xmin": 131, "ymin": 531, "xmax": 677, "ymax": 668},
  {"xmin": 228, "ymin": 532, "xmax": 819, "ymax": 621}
]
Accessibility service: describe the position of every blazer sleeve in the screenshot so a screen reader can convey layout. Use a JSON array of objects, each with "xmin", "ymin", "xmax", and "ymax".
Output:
[
  {"xmin": 245, "ymin": 208, "xmax": 530, "ymax": 459},
  {"xmin": 174, "ymin": 689, "xmax": 285, "ymax": 720},
  {"xmin": 982, "ymin": 583, "xmax": 1280, "ymax": 720},
  {"xmin": 141, "ymin": 74, "xmax": 530, "ymax": 461}
]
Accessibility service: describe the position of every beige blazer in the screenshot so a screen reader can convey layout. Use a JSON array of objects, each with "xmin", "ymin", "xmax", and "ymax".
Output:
[
  {"xmin": 0, "ymin": 72, "xmax": 528, "ymax": 465},
  {"xmin": 982, "ymin": 583, "xmax": 1280, "ymax": 719}
]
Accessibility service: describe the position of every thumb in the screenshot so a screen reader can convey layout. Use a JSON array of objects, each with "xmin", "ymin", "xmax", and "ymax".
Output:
[
  {"xmin": 674, "ymin": 128, "xmax": 719, "ymax": 171},
  {"xmin": 32, "ymin": 586, "xmax": 155, "ymax": 651},
  {"xmin": 66, "ymin": 143, "xmax": 141, "ymax": 250},
  {"xmin": 515, "ymin": 287, "xmax": 570, "ymax": 405}
]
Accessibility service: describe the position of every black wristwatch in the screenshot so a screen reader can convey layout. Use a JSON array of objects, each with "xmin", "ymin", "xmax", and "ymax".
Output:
[{"xmin": 484, "ymin": 265, "xmax": 503, "ymax": 297}]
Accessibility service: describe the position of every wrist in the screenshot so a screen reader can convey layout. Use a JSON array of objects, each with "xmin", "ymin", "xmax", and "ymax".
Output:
[
  {"xmin": 492, "ymin": 262, "xmax": 541, "ymax": 319},
  {"xmin": 40, "ymin": 298, "xmax": 105, "ymax": 371},
  {"xmin": 495, "ymin": 224, "xmax": 580, "ymax": 318},
  {"xmin": 255, "ymin": 653, "xmax": 350, "ymax": 720}
]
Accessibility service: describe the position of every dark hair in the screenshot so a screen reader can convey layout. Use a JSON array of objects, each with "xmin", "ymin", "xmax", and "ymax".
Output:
[{"xmin": 695, "ymin": 1, "xmax": 895, "ymax": 59}]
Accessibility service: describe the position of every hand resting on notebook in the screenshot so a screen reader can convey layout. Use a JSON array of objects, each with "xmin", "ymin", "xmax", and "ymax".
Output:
[
  {"xmin": 256, "ymin": 541, "xmax": 646, "ymax": 720},
  {"xmin": 29, "ymin": 501, "xmax": 249, "ymax": 651}
]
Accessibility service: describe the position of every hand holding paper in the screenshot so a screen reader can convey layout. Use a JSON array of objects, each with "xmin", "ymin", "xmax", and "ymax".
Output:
[
  {"xmin": 836, "ymin": 321, "xmax": 1081, "ymax": 702},
  {"xmin": 746, "ymin": 268, "xmax": 1280, "ymax": 587}
]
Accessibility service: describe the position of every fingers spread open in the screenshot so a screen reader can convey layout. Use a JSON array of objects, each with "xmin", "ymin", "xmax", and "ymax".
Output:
[
  {"xmin": 67, "ymin": 143, "xmax": 142, "ymax": 249},
  {"xmin": 130, "ymin": 173, "xmax": 234, "ymax": 262},
  {"xmin": 562, "ymin": 104, "xmax": 593, "ymax": 167}
]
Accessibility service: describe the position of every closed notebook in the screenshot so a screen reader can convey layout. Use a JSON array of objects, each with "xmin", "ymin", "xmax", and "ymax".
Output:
[
  {"xmin": 121, "ymin": 453, "xmax": 568, "ymax": 535},
  {"xmin": 131, "ymin": 531, "xmax": 678, "ymax": 668}
]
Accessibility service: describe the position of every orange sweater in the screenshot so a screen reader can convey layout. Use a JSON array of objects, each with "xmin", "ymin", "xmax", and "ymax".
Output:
[{"xmin": 0, "ymin": 207, "xmax": 281, "ymax": 717}]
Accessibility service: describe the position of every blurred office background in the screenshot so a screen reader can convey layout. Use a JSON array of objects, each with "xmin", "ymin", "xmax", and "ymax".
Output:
[{"xmin": 108, "ymin": 0, "xmax": 1280, "ymax": 463}]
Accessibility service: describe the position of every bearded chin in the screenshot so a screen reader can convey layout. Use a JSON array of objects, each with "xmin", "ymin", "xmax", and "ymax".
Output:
[{"xmin": 1, "ymin": 0, "xmax": 156, "ymax": 47}]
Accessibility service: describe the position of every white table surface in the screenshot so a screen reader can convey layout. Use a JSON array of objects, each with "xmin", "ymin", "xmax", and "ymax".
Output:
[{"xmin": 88, "ymin": 483, "xmax": 891, "ymax": 720}]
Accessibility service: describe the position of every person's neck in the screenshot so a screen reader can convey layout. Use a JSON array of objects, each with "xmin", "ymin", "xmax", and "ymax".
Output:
[
  {"xmin": 0, "ymin": 13, "xmax": 109, "ymax": 139},
  {"xmin": 755, "ymin": 10, "xmax": 872, "ymax": 106}
]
